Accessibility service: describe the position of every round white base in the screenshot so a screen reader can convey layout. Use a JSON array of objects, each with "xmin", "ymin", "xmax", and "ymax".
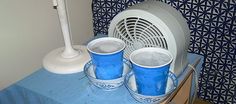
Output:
[{"xmin": 43, "ymin": 45, "xmax": 90, "ymax": 74}]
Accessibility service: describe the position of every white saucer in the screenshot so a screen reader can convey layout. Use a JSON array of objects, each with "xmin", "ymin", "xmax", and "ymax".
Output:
[
  {"xmin": 124, "ymin": 71, "xmax": 178, "ymax": 104},
  {"xmin": 84, "ymin": 59, "xmax": 131, "ymax": 91}
]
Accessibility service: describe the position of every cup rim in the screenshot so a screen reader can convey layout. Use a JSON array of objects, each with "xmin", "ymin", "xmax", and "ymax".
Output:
[
  {"xmin": 129, "ymin": 47, "xmax": 173, "ymax": 68},
  {"xmin": 87, "ymin": 37, "xmax": 126, "ymax": 55}
]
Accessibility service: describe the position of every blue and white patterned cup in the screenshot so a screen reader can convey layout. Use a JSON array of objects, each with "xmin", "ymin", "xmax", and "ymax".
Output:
[{"xmin": 87, "ymin": 37, "xmax": 126, "ymax": 80}]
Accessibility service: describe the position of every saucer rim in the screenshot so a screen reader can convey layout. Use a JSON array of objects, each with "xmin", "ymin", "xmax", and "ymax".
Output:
[
  {"xmin": 124, "ymin": 71, "xmax": 178, "ymax": 98},
  {"xmin": 84, "ymin": 58, "xmax": 131, "ymax": 81}
]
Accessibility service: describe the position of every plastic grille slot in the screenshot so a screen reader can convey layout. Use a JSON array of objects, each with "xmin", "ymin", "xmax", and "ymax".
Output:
[{"xmin": 113, "ymin": 17, "xmax": 168, "ymax": 58}]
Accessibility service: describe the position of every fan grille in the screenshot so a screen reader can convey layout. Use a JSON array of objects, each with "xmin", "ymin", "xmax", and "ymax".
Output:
[{"xmin": 112, "ymin": 17, "xmax": 168, "ymax": 58}]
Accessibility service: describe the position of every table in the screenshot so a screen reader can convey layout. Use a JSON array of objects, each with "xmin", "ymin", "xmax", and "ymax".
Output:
[{"xmin": 0, "ymin": 53, "xmax": 203, "ymax": 104}]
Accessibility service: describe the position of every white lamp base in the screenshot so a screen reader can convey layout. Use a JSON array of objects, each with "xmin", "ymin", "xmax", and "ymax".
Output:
[{"xmin": 43, "ymin": 45, "xmax": 90, "ymax": 74}]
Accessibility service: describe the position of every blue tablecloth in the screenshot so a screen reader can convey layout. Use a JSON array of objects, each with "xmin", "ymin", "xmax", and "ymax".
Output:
[{"xmin": 0, "ymin": 53, "xmax": 203, "ymax": 104}]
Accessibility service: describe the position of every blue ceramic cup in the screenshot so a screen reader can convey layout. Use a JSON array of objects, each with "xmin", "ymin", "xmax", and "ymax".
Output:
[
  {"xmin": 129, "ymin": 47, "xmax": 173, "ymax": 96},
  {"xmin": 87, "ymin": 37, "xmax": 126, "ymax": 80}
]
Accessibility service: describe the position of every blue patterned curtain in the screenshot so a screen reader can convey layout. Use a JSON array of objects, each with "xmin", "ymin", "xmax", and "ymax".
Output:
[
  {"xmin": 92, "ymin": 0, "xmax": 145, "ymax": 35},
  {"xmin": 92, "ymin": 0, "xmax": 236, "ymax": 103}
]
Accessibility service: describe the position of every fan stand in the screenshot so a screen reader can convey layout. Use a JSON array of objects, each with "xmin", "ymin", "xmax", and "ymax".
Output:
[{"xmin": 43, "ymin": 0, "xmax": 90, "ymax": 74}]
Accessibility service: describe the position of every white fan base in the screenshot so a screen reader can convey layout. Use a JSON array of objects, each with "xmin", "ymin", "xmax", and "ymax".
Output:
[{"xmin": 43, "ymin": 45, "xmax": 90, "ymax": 74}]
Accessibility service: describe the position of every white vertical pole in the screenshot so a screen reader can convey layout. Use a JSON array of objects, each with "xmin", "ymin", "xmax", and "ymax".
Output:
[{"xmin": 53, "ymin": 0, "xmax": 79, "ymax": 58}]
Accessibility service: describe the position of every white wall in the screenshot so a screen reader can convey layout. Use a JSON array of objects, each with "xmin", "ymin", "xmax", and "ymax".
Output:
[{"xmin": 0, "ymin": 0, "xmax": 93, "ymax": 90}]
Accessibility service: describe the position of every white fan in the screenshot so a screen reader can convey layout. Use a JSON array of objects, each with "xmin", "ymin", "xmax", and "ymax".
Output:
[
  {"xmin": 108, "ymin": 0, "xmax": 190, "ymax": 76},
  {"xmin": 43, "ymin": 0, "xmax": 90, "ymax": 74}
]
